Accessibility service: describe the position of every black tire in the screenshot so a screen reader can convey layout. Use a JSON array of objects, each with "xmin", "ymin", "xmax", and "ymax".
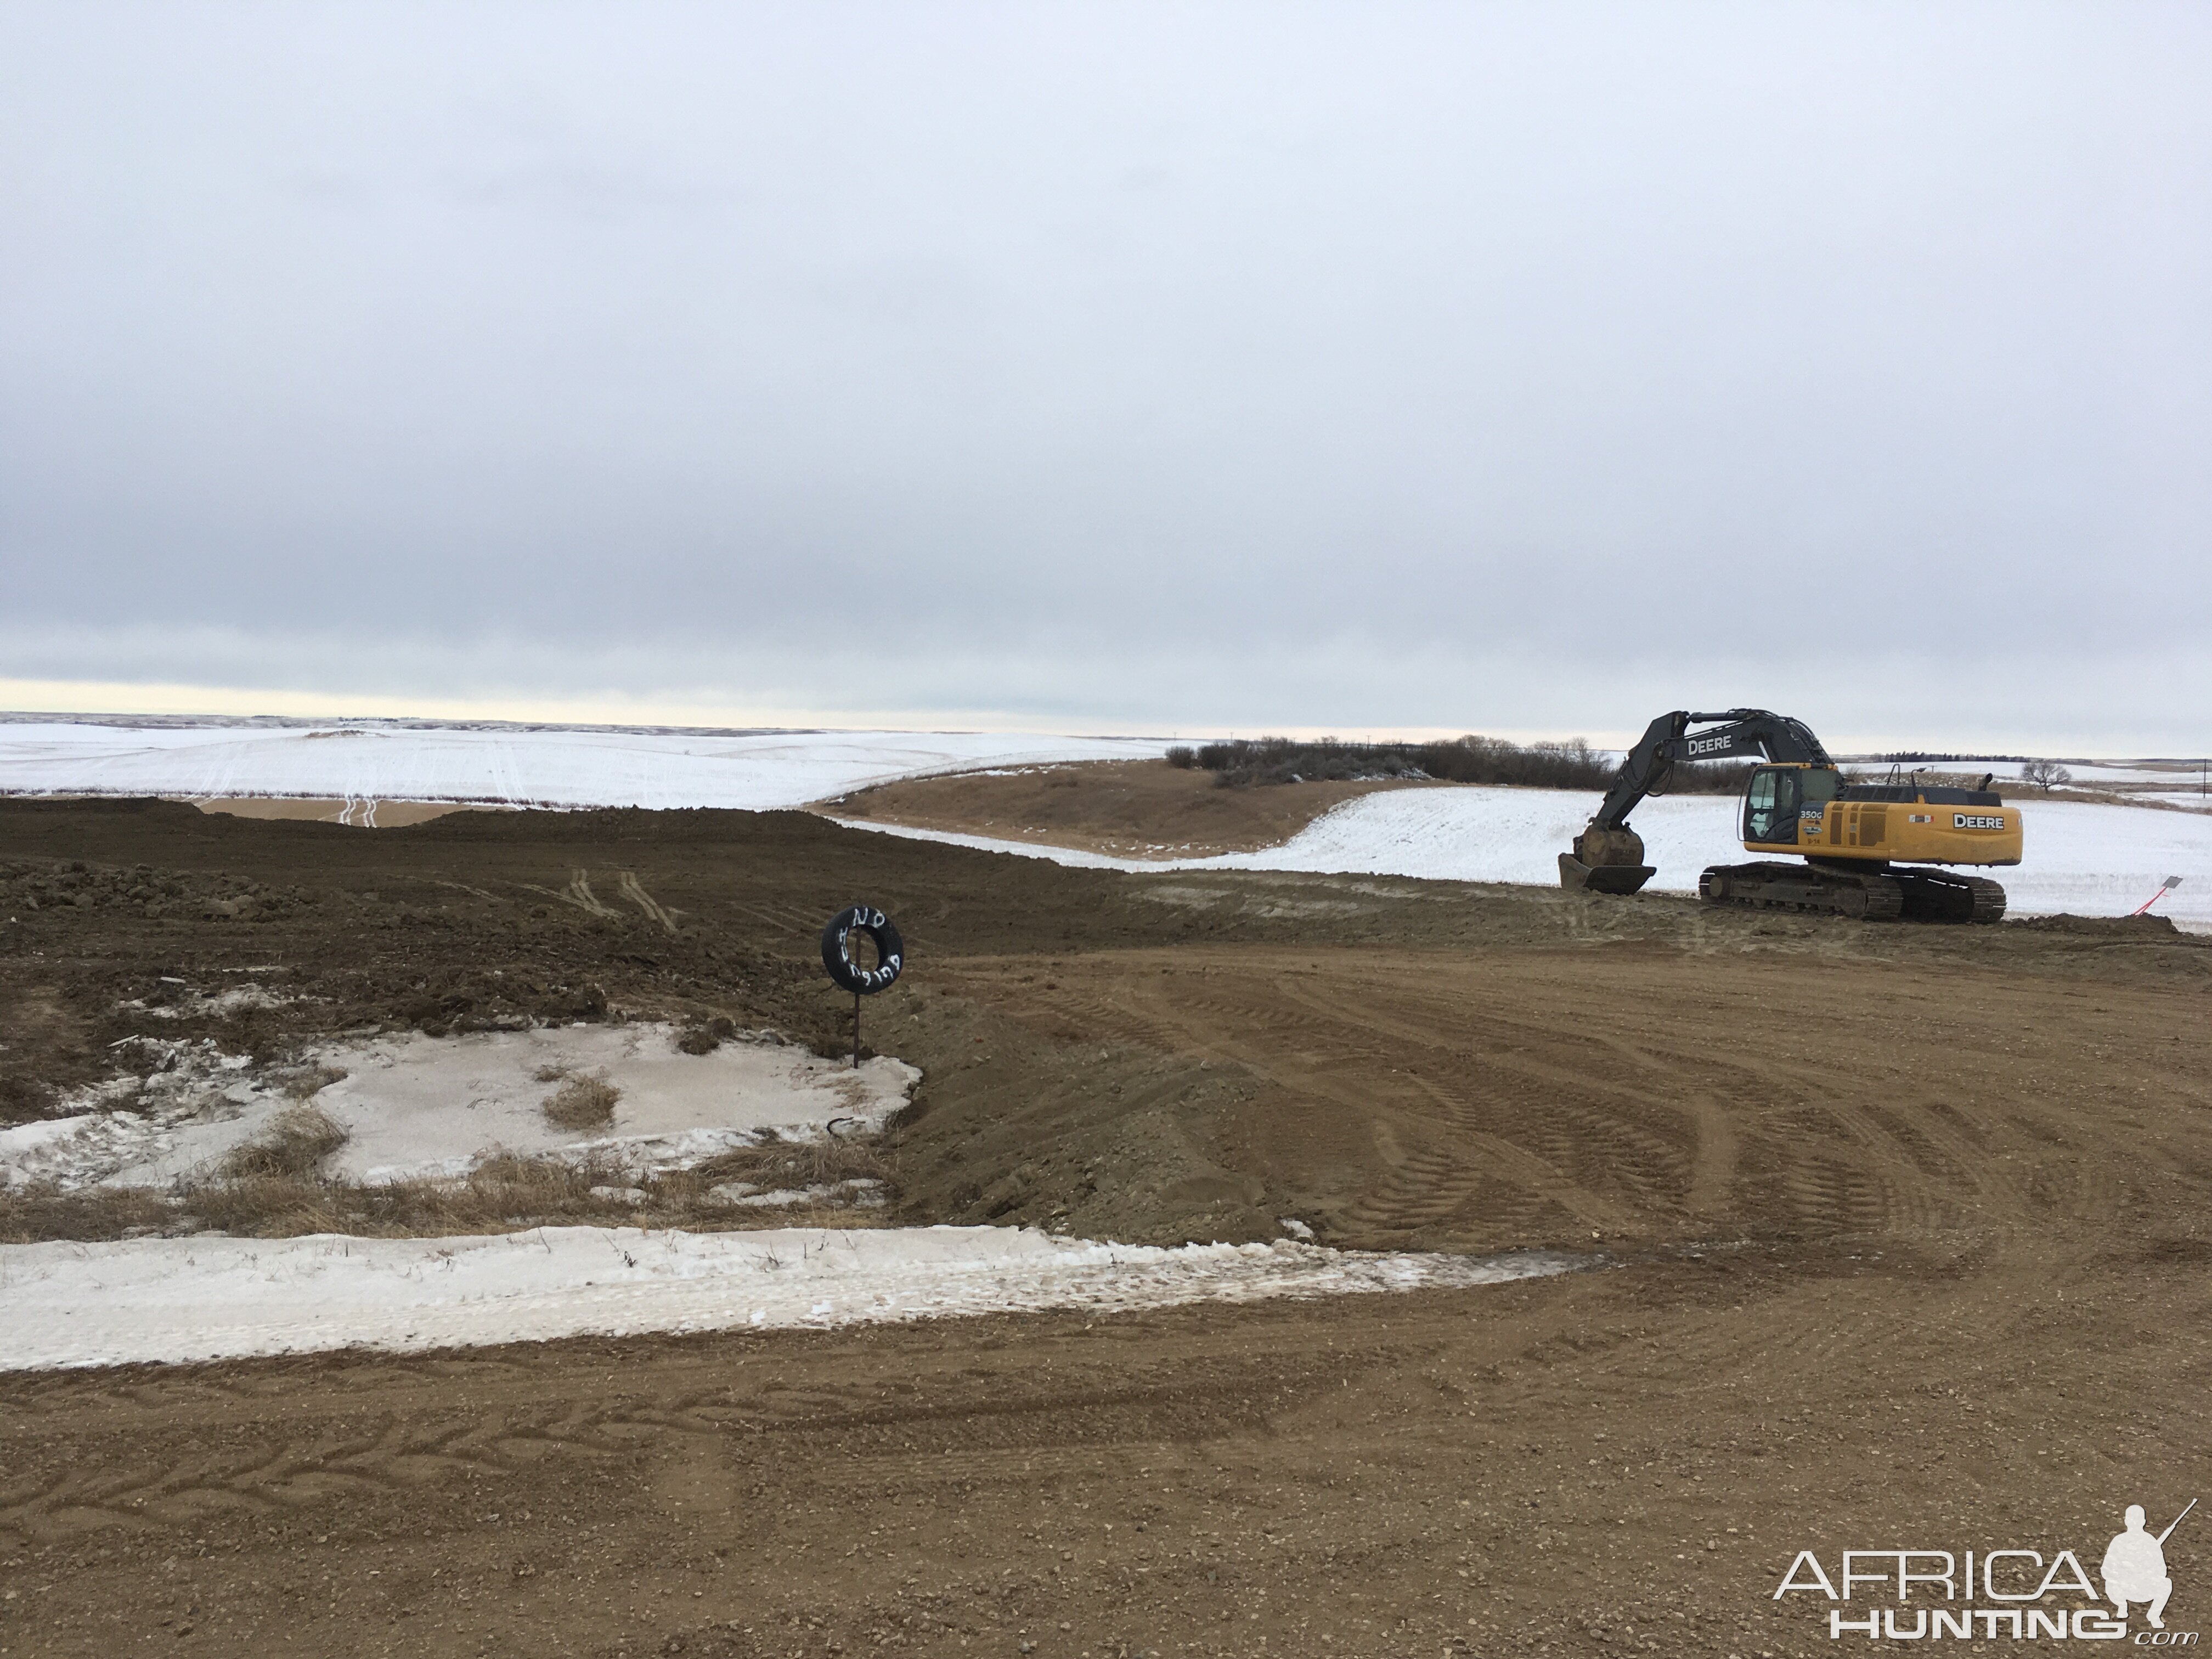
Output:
[{"xmin": 821, "ymin": 905, "xmax": 905, "ymax": 995}]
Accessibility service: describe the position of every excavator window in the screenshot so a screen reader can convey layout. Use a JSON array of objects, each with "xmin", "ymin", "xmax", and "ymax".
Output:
[{"xmin": 1744, "ymin": 768, "xmax": 1798, "ymax": 844}]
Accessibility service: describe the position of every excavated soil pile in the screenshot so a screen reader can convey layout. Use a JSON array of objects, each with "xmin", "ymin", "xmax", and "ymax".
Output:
[{"xmin": 4, "ymin": 797, "xmax": 2211, "ymax": 1657}]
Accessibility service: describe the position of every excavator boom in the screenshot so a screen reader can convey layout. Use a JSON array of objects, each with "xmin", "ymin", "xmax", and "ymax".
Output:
[{"xmin": 1564, "ymin": 709, "xmax": 1830, "ymax": 892}]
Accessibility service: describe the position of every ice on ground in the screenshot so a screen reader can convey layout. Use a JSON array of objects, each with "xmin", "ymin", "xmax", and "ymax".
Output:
[
  {"xmin": 117, "ymin": 984, "xmax": 296, "ymax": 1020},
  {"xmin": 0, "ymin": 721, "xmax": 1165, "ymax": 810},
  {"xmin": 0, "ymin": 1024, "xmax": 919, "ymax": 1192},
  {"xmin": 0, "ymin": 1037, "xmax": 264, "ymax": 1189},
  {"xmin": 837, "ymin": 788, "xmax": 2212, "ymax": 930},
  {"xmin": 0, "ymin": 1223, "xmax": 1579, "ymax": 1371}
]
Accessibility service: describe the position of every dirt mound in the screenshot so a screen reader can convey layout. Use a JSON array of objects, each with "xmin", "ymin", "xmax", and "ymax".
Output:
[
  {"xmin": 825, "ymin": 757, "xmax": 1420, "ymax": 857},
  {"xmin": 189, "ymin": 796, "xmax": 495, "ymax": 827},
  {"xmin": 2013, "ymin": 910, "xmax": 2181, "ymax": 935}
]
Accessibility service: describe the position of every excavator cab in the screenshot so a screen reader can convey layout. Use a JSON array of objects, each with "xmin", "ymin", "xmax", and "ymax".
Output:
[
  {"xmin": 1743, "ymin": 765, "xmax": 1842, "ymax": 846},
  {"xmin": 1743, "ymin": 768, "xmax": 1795, "ymax": 844}
]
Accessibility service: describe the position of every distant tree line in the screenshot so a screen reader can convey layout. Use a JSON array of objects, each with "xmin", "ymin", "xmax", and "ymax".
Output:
[
  {"xmin": 1881, "ymin": 751, "xmax": 2033, "ymax": 763},
  {"xmin": 1164, "ymin": 735, "xmax": 1749, "ymax": 793}
]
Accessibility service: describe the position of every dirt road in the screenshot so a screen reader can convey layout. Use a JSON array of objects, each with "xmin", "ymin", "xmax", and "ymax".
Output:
[
  {"xmin": 4, "ymin": 799, "xmax": 2211, "ymax": 1655},
  {"xmin": 8, "ymin": 1227, "xmax": 2210, "ymax": 1658}
]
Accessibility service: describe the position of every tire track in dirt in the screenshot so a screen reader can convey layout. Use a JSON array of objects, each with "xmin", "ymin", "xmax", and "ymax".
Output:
[
  {"xmin": 614, "ymin": 870, "xmax": 681, "ymax": 933},
  {"xmin": 936, "ymin": 946, "xmax": 2203, "ymax": 1256},
  {"xmin": 0, "ymin": 1341, "xmax": 1315, "ymax": 1547}
]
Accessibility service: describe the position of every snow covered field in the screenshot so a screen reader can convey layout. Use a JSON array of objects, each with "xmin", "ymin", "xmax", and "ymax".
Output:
[
  {"xmin": 0, "ymin": 720, "xmax": 1166, "ymax": 810},
  {"xmin": 842, "ymin": 789, "xmax": 2212, "ymax": 929},
  {"xmin": 0, "ymin": 1224, "xmax": 1576, "ymax": 1371}
]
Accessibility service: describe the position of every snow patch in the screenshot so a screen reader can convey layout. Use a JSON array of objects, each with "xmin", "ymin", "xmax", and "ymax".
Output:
[
  {"xmin": 838, "ymin": 788, "xmax": 2212, "ymax": 930},
  {"xmin": 0, "ymin": 1224, "xmax": 1581, "ymax": 1371},
  {"xmin": 0, "ymin": 1025, "xmax": 919, "ymax": 1193}
]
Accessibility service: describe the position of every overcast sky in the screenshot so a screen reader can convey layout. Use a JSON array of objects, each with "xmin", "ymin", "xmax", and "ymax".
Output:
[{"xmin": 3, "ymin": 3, "xmax": 2208, "ymax": 751}]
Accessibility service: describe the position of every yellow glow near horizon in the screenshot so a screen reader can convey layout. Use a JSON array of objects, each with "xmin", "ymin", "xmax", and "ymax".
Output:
[{"xmin": 0, "ymin": 676, "xmax": 1622, "ymax": 747}]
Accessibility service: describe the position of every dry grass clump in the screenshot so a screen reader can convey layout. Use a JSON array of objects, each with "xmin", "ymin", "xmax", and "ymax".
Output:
[
  {"xmin": 533, "ymin": 1062, "xmax": 569, "ymax": 1084},
  {"xmin": 7, "ymin": 1144, "xmax": 901, "ymax": 1242},
  {"xmin": 676, "ymin": 1015, "xmax": 738, "ymax": 1056},
  {"xmin": 690, "ymin": 1130, "xmax": 891, "ymax": 1194},
  {"xmin": 357, "ymin": 1154, "xmax": 630, "ymax": 1233},
  {"xmin": 0, "ymin": 1182, "xmax": 173, "ymax": 1244},
  {"xmin": 217, "ymin": 1106, "xmax": 349, "ymax": 1179},
  {"xmin": 543, "ymin": 1073, "xmax": 620, "ymax": 1131},
  {"xmin": 172, "ymin": 1154, "xmax": 627, "ymax": 1239},
  {"xmin": 278, "ymin": 1063, "xmax": 349, "ymax": 1101},
  {"xmin": 794, "ymin": 1133, "xmax": 892, "ymax": 1189},
  {"xmin": 182, "ymin": 1175, "xmax": 343, "ymax": 1237},
  {"xmin": 157, "ymin": 1141, "xmax": 896, "ymax": 1240}
]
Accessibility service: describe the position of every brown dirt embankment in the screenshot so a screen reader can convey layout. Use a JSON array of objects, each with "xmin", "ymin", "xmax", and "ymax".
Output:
[
  {"xmin": 5, "ymin": 797, "xmax": 2207, "ymax": 1253},
  {"xmin": 7, "ymin": 800, "xmax": 2212, "ymax": 1656},
  {"xmin": 188, "ymin": 796, "xmax": 500, "ymax": 827},
  {"xmin": 822, "ymin": 757, "xmax": 1424, "ymax": 857}
]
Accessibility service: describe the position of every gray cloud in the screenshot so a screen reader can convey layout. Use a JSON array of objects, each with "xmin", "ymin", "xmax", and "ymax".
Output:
[{"xmin": 3, "ymin": 2, "xmax": 2208, "ymax": 748}]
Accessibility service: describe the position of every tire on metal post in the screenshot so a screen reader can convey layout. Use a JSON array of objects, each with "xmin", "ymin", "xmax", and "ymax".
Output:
[{"xmin": 821, "ymin": 905, "xmax": 905, "ymax": 995}]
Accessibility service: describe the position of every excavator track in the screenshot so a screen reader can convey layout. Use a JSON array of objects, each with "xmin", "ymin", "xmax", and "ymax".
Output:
[
  {"xmin": 1700, "ymin": 862, "xmax": 2005, "ymax": 924},
  {"xmin": 1893, "ymin": 870, "xmax": 2008, "ymax": 924}
]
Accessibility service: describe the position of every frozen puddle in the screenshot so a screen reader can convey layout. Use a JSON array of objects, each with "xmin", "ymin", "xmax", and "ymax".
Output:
[
  {"xmin": 0, "ymin": 1024, "xmax": 919, "ymax": 1191},
  {"xmin": 0, "ymin": 1224, "xmax": 1580, "ymax": 1371}
]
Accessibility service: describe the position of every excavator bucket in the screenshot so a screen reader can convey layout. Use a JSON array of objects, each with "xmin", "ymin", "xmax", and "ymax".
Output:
[
  {"xmin": 1559, "ymin": 853, "xmax": 1656, "ymax": 895},
  {"xmin": 1560, "ymin": 824, "xmax": 1655, "ymax": 895}
]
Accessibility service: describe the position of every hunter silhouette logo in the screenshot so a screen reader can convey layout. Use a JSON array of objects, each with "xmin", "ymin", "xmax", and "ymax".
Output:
[
  {"xmin": 2107, "ymin": 1500, "xmax": 2193, "ymax": 1630},
  {"xmin": 1775, "ymin": 1498, "xmax": 2199, "ymax": 1642}
]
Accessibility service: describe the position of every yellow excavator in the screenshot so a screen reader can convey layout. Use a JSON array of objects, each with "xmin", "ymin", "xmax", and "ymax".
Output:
[{"xmin": 1560, "ymin": 709, "xmax": 2022, "ymax": 922}]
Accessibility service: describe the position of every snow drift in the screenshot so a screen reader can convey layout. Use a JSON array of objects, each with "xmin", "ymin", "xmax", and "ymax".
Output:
[{"xmin": 0, "ymin": 1224, "xmax": 1577, "ymax": 1371}]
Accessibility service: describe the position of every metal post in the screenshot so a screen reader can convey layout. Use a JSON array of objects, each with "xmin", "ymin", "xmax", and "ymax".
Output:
[{"xmin": 853, "ymin": 988, "xmax": 861, "ymax": 1069}]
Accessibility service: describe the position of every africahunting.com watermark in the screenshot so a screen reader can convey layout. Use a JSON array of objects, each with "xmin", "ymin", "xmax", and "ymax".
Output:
[{"xmin": 1775, "ymin": 1500, "xmax": 2198, "ymax": 1643}]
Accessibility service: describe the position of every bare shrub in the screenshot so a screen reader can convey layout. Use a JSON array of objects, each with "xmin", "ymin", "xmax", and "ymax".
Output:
[
  {"xmin": 543, "ymin": 1074, "xmax": 620, "ymax": 1131},
  {"xmin": 218, "ymin": 1107, "xmax": 349, "ymax": 1180},
  {"xmin": 1164, "ymin": 745, "xmax": 1197, "ymax": 769},
  {"xmin": 1189, "ymin": 733, "xmax": 1760, "ymax": 795}
]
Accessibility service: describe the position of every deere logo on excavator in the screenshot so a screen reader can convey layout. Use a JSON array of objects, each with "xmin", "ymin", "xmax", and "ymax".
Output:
[{"xmin": 1955, "ymin": 814, "xmax": 2005, "ymax": 830}]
